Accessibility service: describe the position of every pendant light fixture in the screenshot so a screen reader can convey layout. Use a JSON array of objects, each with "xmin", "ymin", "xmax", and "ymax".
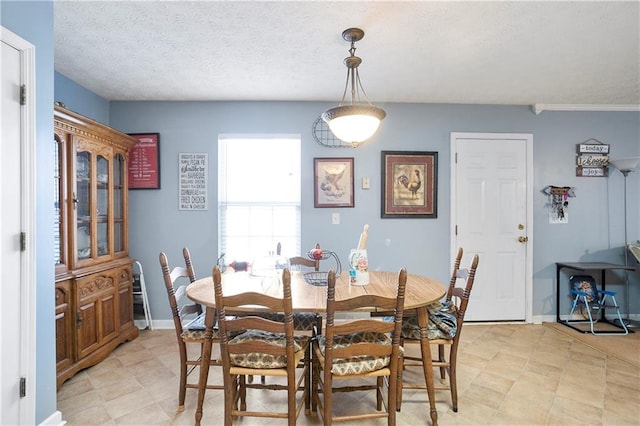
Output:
[{"xmin": 322, "ymin": 28, "xmax": 386, "ymax": 147}]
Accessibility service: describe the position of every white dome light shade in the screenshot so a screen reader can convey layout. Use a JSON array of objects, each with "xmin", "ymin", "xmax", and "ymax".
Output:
[
  {"xmin": 609, "ymin": 157, "xmax": 640, "ymax": 172},
  {"xmin": 322, "ymin": 105, "xmax": 386, "ymax": 146}
]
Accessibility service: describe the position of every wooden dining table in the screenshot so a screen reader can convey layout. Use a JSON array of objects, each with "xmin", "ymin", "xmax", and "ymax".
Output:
[{"xmin": 186, "ymin": 269, "xmax": 446, "ymax": 425}]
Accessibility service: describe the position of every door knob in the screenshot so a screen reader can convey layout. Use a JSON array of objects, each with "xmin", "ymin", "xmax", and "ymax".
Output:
[{"xmin": 518, "ymin": 236, "xmax": 528, "ymax": 243}]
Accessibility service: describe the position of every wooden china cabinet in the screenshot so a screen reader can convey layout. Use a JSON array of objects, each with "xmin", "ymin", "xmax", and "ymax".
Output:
[{"xmin": 54, "ymin": 104, "xmax": 139, "ymax": 388}]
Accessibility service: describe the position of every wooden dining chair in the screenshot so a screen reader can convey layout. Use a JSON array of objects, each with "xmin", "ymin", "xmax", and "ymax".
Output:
[
  {"xmin": 159, "ymin": 248, "xmax": 223, "ymax": 412},
  {"xmin": 288, "ymin": 242, "xmax": 321, "ymax": 272},
  {"xmin": 397, "ymin": 249, "xmax": 479, "ymax": 413},
  {"xmin": 311, "ymin": 268, "xmax": 406, "ymax": 425},
  {"xmin": 213, "ymin": 265, "xmax": 311, "ymax": 426},
  {"xmin": 229, "ymin": 243, "xmax": 321, "ymax": 386},
  {"xmin": 253, "ymin": 242, "xmax": 323, "ymax": 365}
]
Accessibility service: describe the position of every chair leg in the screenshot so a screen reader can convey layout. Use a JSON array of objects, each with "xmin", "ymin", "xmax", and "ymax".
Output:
[
  {"xmin": 388, "ymin": 362, "xmax": 398, "ymax": 425},
  {"xmin": 311, "ymin": 350, "xmax": 318, "ymax": 414},
  {"xmin": 177, "ymin": 352, "xmax": 187, "ymax": 411},
  {"xmin": 449, "ymin": 345, "xmax": 458, "ymax": 412},
  {"xmin": 566, "ymin": 295, "xmax": 579, "ymax": 323},
  {"xmin": 396, "ymin": 354, "xmax": 404, "ymax": 411},
  {"xmin": 387, "ymin": 362, "xmax": 402, "ymax": 426},
  {"xmin": 288, "ymin": 371, "xmax": 296, "ymax": 426},
  {"xmin": 239, "ymin": 375, "xmax": 247, "ymax": 411},
  {"xmin": 224, "ymin": 375, "xmax": 235, "ymax": 426},
  {"xmin": 323, "ymin": 370, "xmax": 332, "ymax": 426},
  {"xmin": 376, "ymin": 376, "xmax": 383, "ymax": 411},
  {"xmin": 438, "ymin": 344, "xmax": 447, "ymax": 383},
  {"xmin": 304, "ymin": 345, "xmax": 311, "ymax": 414},
  {"xmin": 586, "ymin": 299, "xmax": 598, "ymax": 335},
  {"xmin": 612, "ymin": 296, "xmax": 629, "ymax": 335}
]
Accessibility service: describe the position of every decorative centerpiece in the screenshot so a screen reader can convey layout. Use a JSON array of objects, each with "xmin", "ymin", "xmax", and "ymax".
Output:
[{"xmin": 302, "ymin": 248, "xmax": 341, "ymax": 286}]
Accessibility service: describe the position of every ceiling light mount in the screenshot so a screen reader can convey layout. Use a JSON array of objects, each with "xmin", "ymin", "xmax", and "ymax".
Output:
[{"xmin": 322, "ymin": 27, "xmax": 386, "ymax": 148}]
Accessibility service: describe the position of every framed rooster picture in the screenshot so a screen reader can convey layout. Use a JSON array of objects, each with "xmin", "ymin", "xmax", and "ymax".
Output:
[
  {"xmin": 381, "ymin": 151, "xmax": 437, "ymax": 218},
  {"xmin": 314, "ymin": 157, "xmax": 354, "ymax": 208}
]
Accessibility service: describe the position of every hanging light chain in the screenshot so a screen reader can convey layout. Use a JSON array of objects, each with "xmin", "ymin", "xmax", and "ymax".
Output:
[{"xmin": 338, "ymin": 36, "xmax": 374, "ymax": 107}]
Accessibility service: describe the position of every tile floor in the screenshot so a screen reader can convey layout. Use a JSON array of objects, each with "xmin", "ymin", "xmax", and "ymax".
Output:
[{"xmin": 57, "ymin": 324, "xmax": 640, "ymax": 425}]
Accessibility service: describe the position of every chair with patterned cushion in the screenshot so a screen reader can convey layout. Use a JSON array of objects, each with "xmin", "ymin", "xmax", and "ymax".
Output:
[
  {"xmin": 213, "ymin": 265, "xmax": 311, "ymax": 426},
  {"xmin": 251, "ymin": 243, "xmax": 323, "ymax": 386},
  {"xmin": 311, "ymin": 268, "xmax": 406, "ymax": 425},
  {"xmin": 259, "ymin": 242, "xmax": 323, "ymax": 333},
  {"xmin": 397, "ymin": 250, "xmax": 479, "ymax": 413},
  {"xmin": 159, "ymin": 248, "xmax": 224, "ymax": 412}
]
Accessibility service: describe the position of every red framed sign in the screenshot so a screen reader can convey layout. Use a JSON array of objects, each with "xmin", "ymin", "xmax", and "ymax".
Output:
[{"xmin": 128, "ymin": 133, "xmax": 160, "ymax": 189}]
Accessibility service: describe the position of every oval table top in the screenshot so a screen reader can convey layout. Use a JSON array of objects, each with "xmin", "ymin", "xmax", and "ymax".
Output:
[{"xmin": 186, "ymin": 269, "xmax": 446, "ymax": 312}]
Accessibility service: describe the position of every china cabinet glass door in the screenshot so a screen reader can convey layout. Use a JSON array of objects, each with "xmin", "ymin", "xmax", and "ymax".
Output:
[
  {"xmin": 54, "ymin": 134, "xmax": 67, "ymax": 271},
  {"xmin": 76, "ymin": 150, "xmax": 92, "ymax": 261},
  {"xmin": 96, "ymin": 155, "xmax": 110, "ymax": 257},
  {"xmin": 113, "ymin": 154, "xmax": 125, "ymax": 253}
]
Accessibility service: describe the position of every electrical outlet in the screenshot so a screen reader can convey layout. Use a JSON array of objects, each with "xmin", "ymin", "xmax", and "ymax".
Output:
[{"xmin": 332, "ymin": 213, "xmax": 340, "ymax": 225}]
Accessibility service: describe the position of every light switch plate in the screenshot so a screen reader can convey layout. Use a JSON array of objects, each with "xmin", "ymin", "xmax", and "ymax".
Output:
[
  {"xmin": 332, "ymin": 213, "xmax": 340, "ymax": 225},
  {"xmin": 362, "ymin": 177, "xmax": 370, "ymax": 189}
]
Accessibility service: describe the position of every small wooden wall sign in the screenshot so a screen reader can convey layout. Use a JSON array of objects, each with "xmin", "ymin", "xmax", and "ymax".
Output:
[{"xmin": 576, "ymin": 143, "xmax": 609, "ymax": 177}]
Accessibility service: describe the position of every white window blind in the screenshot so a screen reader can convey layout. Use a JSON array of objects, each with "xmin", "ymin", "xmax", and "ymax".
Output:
[{"xmin": 218, "ymin": 136, "xmax": 301, "ymax": 263}]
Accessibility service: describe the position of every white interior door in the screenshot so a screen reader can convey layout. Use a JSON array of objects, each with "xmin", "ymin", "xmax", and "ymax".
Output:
[
  {"xmin": 1, "ymin": 35, "xmax": 24, "ymax": 426},
  {"xmin": 451, "ymin": 132, "xmax": 533, "ymax": 321},
  {"xmin": 1, "ymin": 27, "xmax": 35, "ymax": 425}
]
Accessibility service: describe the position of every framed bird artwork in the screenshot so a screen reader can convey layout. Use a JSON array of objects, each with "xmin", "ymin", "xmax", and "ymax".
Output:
[
  {"xmin": 381, "ymin": 151, "xmax": 438, "ymax": 218},
  {"xmin": 314, "ymin": 157, "xmax": 355, "ymax": 208}
]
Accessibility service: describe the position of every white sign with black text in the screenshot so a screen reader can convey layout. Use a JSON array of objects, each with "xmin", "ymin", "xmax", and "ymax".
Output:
[{"xmin": 179, "ymin": 153, "xmax": 208, "ymax": 210}]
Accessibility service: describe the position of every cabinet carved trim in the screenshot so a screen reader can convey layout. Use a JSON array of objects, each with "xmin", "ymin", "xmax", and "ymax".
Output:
[
  {"xmin": 78, "ymin": 275, "xmax": 114, "ymax": 297},
  {"xmin": 75, "ymin": 136, "xmax": 113, "ymax": 158},
  {"xmin": 54, "ymin": 105, "xmax": 139, "ymax": 389},
  {"xmin": 54, "ymin": 117, "xmax": 134, "ymax": 152}
]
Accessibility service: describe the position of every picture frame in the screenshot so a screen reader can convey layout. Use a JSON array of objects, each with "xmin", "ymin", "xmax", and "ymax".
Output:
[
  {"xmin": 314, "ymin": 157, "xmax": 354, "ymax": 208},
  {"xmin": 128, "ymin": 133, "xmax": 160, "ymax": 189},
  {"xmin": 381, "ymin": 150, "xmax": 437, "ymax": 218}
]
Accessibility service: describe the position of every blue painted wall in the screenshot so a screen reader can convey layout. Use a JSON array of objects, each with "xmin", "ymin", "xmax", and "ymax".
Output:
[
  {"xmin": 107, "ymin": 101, "xmax": 640, "ymax": 322},
  {"xmin": 1, "ymin": 0, "xmax": 56, "ymax": 423},
  {"xmin": 54, "ymin": 72, "xmax": 109, "ymax": 123}
]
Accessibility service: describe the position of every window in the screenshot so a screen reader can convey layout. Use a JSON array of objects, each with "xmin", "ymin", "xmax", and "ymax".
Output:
[{"xmin": 218, "ymin": 135, "xmax": 301, "ymax": 263}]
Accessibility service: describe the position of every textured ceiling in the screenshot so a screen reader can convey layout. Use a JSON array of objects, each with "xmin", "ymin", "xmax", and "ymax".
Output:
[{"xmin": 54, "ymin": 1, "xmax": 640, "ymax": 106}]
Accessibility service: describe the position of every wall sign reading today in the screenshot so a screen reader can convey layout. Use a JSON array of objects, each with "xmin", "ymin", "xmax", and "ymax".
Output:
[
  {"xmin": 179, "ymin": 153, "xmax": 208, "ymax": 210},
  {"xmin": 576, "ymin": 143, "xmax": 609, "ymax": 177}
]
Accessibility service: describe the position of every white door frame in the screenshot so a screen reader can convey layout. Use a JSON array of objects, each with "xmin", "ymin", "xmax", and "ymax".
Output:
[
  {"xmin": 1, "ymin": 26, "xmax": 36, "ymax": 425},
  {"xmin": 450, "ymin": 132, "xmax": 534, "ymax": 323}
]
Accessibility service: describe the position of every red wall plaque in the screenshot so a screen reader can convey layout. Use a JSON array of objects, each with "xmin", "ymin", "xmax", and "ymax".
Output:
[{"xmin": 128, "ymin": 133, "xmax": 160, "ymax": 189}]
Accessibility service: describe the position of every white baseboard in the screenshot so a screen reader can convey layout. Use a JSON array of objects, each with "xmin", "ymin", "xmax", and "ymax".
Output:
[
  {"xmin": 39, "ymin": 410, "xmax": 65, "ymax": 426},
  {"xmin": 534, "ymin": 315, "xmax": 555, "ymax": 324},
  {"xmin": 135, "ymin": 319, "xmax": 176, "ymax": 330}
]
